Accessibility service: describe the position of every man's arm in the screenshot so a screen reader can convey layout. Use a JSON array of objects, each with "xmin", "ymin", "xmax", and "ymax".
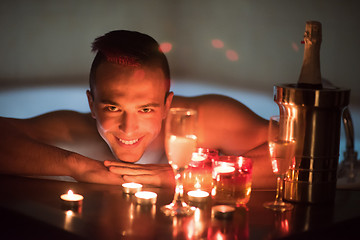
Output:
[
  {"xmin": 0, "ymin": 112, "xmax": 124, "ymax": 185},
  {"xmin": 241, "ymin": 142, "xmax": 276, "ymax": 189},
  {"xmin": 173, "ymin": 94, "xmax": 275, "ymax": 189},
  {"xmin": 172, "ymin": 94, "xmax": 268, "ymax": 153}
]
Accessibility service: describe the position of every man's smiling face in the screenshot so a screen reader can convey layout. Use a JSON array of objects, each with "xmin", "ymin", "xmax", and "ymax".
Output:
[{"xmin": 87, "ymin": 62, "xmax": 172, "ymax": 163}]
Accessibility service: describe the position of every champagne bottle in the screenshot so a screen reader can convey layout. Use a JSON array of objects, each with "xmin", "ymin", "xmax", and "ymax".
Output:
[{"xmin": 297, "ymin": 21, "xmax": 323, "ymax": 89}]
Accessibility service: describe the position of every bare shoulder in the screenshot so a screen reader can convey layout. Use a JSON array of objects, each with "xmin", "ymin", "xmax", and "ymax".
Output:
[
  {"xmin": 172, "ymin": 94, "xmax": 268, "ymax": 154},
  {"xmin": 2, "ymin": 110, "xmax": 96, "ymax": 143},
  {"xmin": 173, "ymin": 94, "xmax": 252, "ymax": 108},
  {"xmin": 172, "ymin": 94, "xmax": 266, "ymax": 123},
  {"xmin": 29, "ymin": 110, "xmax": 94, "ymax": 128},
  {"xmin": 1, "ymin": 111, "xmax": 114, "ymax": 160}
]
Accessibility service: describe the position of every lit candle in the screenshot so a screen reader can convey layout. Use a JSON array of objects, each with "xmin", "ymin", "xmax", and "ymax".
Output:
[
  {"xmin": 135, "ymin": 191, "xmax": 157, "ymax": 205},
  {"xmin": 212, "ymin": 205, "xmax": 236, "ymax": 219},
  {"xmin": 213, "ymin": 165, "xmax": 235, "ymax": 179},
  {"xmin": 187, "ymin": 189, "xmax": 210, "ymax": 203},
  {"xmin": 192, "ymin": 153, "xmax": 207, "ymax": 162},
  {"xmin": 61, "ymin": 190, "xmax": 84, "ymax": 201},
  {"xmin": 122, "ymin": 182, "xmax": 143, "ymax": 194},
  {"xmin": 214, "ymin": 165, "xmax": 235, "ymax": 174},
  {"xmin": 60, "ymin": 190, "xmax": 83, "ymax": 210}
]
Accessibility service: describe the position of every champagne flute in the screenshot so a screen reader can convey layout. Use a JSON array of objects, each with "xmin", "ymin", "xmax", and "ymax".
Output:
[
  {"xmin": 161, "ymin": 108, "xmax": 198, "ymax": 216},
  {"xmin": 264, "ymin": 115, "xmax": 296, "ymax": 211}
]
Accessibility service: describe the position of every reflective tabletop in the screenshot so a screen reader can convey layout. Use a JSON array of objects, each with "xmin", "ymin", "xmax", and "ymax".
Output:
[{"xmin": 0, "ymin": 174, "xmax": 360, "ymax": 240}]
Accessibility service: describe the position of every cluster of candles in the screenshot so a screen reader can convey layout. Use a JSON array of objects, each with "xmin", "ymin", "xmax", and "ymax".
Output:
[
  {"xmin": 60, "ymin": 182, "xmax": 158, "ymax": 208},
  {"xmin": 122, "ymin": 182, "xmax": 210, "ymax": 204},
  {"xmin": 184, "ymin": 149, "xmax": 247, "ymax": 218},
  {"xmin": 59, "ymin": 185, "xmax": 216, "ymax": 208},
  {"xmin": 122, "ymin": 182, "xmax": 158, "ymax": 205},
  {"xmin": 185, "ymin": 149, "xmax": 240, "ymax": 218},
  {"xmin": 59, "ymin": 148, "xmax": 244, "ymax": 218}
]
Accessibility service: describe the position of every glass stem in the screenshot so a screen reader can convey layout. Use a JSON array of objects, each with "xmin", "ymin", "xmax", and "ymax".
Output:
[
  {"xmin": 172, "ymin": 168, "xmax": 185, "ymax": 205},
  {"xmin": 275, "ymin": 175, "xmax": 284, "ymax": 203}
]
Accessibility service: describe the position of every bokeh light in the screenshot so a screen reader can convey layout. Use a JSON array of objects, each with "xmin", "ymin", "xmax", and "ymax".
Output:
[
  {"xmin": 291, "ymin": 42, "xmax": 299, "ymax": 52},
  {"xmin": 159, "ymin": 42, "xmax": 173, "ymax": 53},
  {"xmin": 211, "ymin": 39, "xmax": 224, "ymax": 49},
  {"xmin": 226, "ymin": 50, "xmax": 239, "ymax": 61}
]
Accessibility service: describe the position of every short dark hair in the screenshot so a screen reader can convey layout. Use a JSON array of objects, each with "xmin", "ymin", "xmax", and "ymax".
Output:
[{"xmin": 89, "ymin": 30, "xmax": 170, "ymax": 95}]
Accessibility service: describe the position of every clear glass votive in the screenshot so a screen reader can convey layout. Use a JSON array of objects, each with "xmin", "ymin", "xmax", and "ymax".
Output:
[
  {"xmin": 183, "ymin": 148, "xmax": 219, "ymax": 195},
  {"xmin": 212, "ymin": 156, "xmax": 253, "ymax": 206}
]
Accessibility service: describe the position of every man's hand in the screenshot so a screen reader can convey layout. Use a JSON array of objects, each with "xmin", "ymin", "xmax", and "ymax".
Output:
[
  {"xmin": 104, "ymin": 161, "xmax": 175, "ymax": 188},
  {"xmin": 75, "ymin": 163, "xmax": 125, "ymax": 185},
  {"xmin": 71, "ymin": 154, "xmax": 125, "ymax": 185}
]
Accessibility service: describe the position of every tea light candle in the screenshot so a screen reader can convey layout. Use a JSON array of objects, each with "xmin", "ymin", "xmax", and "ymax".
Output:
[
  {"xmin": 135, "ymin": 191, "xmax": 157, "ymax": 205},
  {"xmin": 212, "ymin": 205, "xmax": 236, "ymax": 219},
  {"xmin": 61, "ymin": 190, "xmax": 84, "ymax": 202},
  {"xmin": 214, "ymin": 165, "xmax": 235, "ymax": 174},
  {"xmin": 213, "ymin": 165, "xmax": 236, "ymax": 179},
  {"xmin": 60, "ymin": 190, "xmax": 83, "ymax": 209},
  {"xmin": 187, "ymin": 189, "xmax": 210, "ymax": 203},
  {"xmin": 192, "ymin": 153, "xmax": 207, "ymax": 162},
  {"xmin": 190, "ymin": 153, "xmax": 208, "ymax": 168},
  {"xmin": 122, "ymin": 182, "xmax": 143, "ymax": 194}
]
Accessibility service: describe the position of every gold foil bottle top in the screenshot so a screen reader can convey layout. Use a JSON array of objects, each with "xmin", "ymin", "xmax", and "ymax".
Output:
[{"xmin": 303, "ymin": 21, "xmax": 322, "ymax": 45}]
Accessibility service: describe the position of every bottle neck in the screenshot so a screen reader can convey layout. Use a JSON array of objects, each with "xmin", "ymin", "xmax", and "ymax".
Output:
[
  {"xmin": 297, "ymin": 21, "xmax": 323, "ymax": 89},
  {"xmin": 297, "ymin": 44, "xmax": 322, "ymax": 88}
]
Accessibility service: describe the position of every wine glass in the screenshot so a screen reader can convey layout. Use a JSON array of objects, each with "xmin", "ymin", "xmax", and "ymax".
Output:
[
  {"xmin": 161, "ymin": 108, "xmax": 198, "ymax": 216},
  {"xmin": 264, "ymin": 115, "xmax": 296, "ymax": 211}
]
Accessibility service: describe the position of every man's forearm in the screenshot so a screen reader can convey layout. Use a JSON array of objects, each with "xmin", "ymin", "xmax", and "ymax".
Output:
[
  {"xmin": 0, "ymin": 133, "xmax": 76, "ymax": 177},
  {"xmin": 0, "ymin": 117, "xmax": 125, "ymax": 185},
  {"xmin": 242, "ymin": 142, "xmax": 276, "ymax": 189},
  {"xmin": 0, "ymin": 116, "xmax": 78, "ymax": 176}
]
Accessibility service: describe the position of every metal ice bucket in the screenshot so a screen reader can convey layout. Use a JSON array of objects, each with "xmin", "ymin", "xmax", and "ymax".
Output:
[{"xmin": 274, "ymin": 84, "xmax": 350, "ymax": 203}]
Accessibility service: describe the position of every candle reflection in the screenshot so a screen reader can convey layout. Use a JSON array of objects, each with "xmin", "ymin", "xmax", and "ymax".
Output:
[
  {"xmin": 171, "ymin": 202, "xmax": 213, "ymax": 239},
  {"xmin": 135, "ymin": 204, "xmax": 156, "ymax": 219},
  {"xmin": 267, "ymin": 211, "xmax": 293, "ymax": 239},
  {"xmin": 122, "ymin": 196, "xmax": 157, "ymax": 238},
  {"xmin": 129, "ymin": 202, "xmax": 135, "ymax": 222},
  {"xmin": 186, "ymin": 208, "xmax": 207, "ymax": 239},
  {"xmin": 64, "ymin": 210, "xmax": 73, "ymax": 231},
  {"xmin": 208, "ymin": 206, "xmax": 249, "ymax": 240}
]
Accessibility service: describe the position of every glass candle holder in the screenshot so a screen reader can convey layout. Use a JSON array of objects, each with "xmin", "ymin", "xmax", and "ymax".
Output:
[
  {"xmin": 212, "ymin": 156, "xmax": 253, "ymax": 206},
  {"xmin": 183, "ymin": 148, "xmax": 219, "ymax": 196}
]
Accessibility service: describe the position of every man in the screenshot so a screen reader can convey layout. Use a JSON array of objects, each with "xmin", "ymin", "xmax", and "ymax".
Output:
[{"xmin": 0, "ymin": 30, "xmax": 274, "ymax": 188}]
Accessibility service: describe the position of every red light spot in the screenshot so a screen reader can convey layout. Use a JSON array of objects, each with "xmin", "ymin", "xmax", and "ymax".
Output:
[
  {"xmin": 226, "ymin": 50, "xmax": 239, "ymax": 61},
  {"xmin": 159, "ymin": 42, "xmax": 172, "ymax": 53},
  {"xmin": 291, "ymin": 42, "xmax": 299, "ymax": 52},
  {"xmin": 281, "ymin": 219, "xmax": 289, "ymax": 233},
  {"xmin": 211, "ymin": 39, "xmax": 224, "ymax": 49}
]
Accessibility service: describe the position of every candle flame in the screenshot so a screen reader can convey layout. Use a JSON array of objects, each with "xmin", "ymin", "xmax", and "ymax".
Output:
[
  {"xmin": 194, "ymin": 181, "xmax": 201, "ymax": 189},
  {"xmin": 67, "ymin": 190, "xmax": 74, "ymax": 196}
]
